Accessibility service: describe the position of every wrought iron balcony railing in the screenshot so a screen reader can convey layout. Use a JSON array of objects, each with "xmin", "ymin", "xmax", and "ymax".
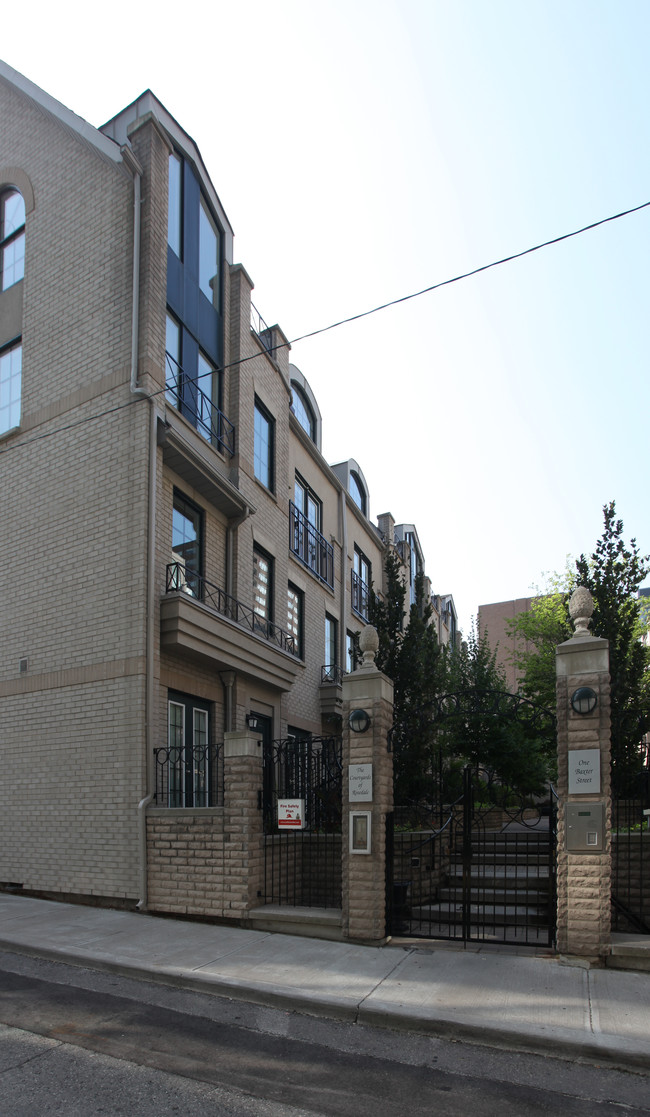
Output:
[
  {"xmin": 351, "ymin": 569, "xmax": 370, "ymax": 621},
  {"xmin": 321, "ymin": 664, "xmax": 344, "ymax": 685},
  {"xmin": 154, "ymin": 741, "xmax": 223, "ymax": 808},
  {"xmin": 289, "ymin": 502, "xmax": 334, "ymax": 588},
  {"xmin": 165, "ymin": 353, "xmax": 235, "ymax": 457},
  {"xmin": 166, "ymin": 562, "xmax": 299, "ymax": 657},
  {"xmin": 251, "ymin": 301, "xmax": 273, "ymax": 354}
]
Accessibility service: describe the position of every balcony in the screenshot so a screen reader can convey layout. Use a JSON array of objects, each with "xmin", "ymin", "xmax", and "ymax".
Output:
[
  {"xmin": 289, "ymin": 502, "xmax": 334, "ymax": 588},
  {"xmin": 166, "ymin": 353, "xmax": 234, "ymax": 457},
  {"xmin": 351, "ymin": 570, "xmax": 370, "ymax": 621},
  {"xmin": 319, "ymin": 664, "xmax": 344, "ymax": 721},
  {"xmin": 251, "ymin": 301, "xmax": 273, "ymax": 355},
  {"xmin": 161, "ymin": 563, "xmax": 302, "ymax": 691}
]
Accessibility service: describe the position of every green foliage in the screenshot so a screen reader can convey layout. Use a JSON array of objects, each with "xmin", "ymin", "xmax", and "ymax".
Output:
[
  {"xmin": 576, "ymin": 501, "xmax": 650, "ymax": 788},
  {"xmin": 441, "ymin": 627, "xmax": 552, "ymax": 795},
  {"xmin": 509, "ymin": 501, "xmax": 650, "ymax": 790},
  {"xmin": 371, "ymin": 557, "xmax": 553, "ymax": 803}
]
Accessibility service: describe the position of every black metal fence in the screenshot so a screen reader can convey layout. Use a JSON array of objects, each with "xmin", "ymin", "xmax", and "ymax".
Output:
[
  {"xmin": 263, "ymin": 735, "xmax": 342, "ymax": 908},
  {"xmin": 166, "ymin": 562, "xmax": 299, "ymax": 657},
  {"xmin": 154, "ymin": 741, "xmax": 224, "ymax": 807},
  {"xmin": 612, "ymin": 767, "xmax": 650, "ymax": 933}
]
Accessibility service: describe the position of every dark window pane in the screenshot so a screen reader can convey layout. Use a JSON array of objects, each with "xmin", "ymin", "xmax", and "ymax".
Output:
[
  {"xmin": 199, "ymin": 197, "xmax": 219, "ymax": 302},
  {"xmin": 254, "ymin": 402, "xmax": 273, "ymax": 489},
  {"xmin": 168, "ymin": 154, "xmax": 182, "ymax": 256}
]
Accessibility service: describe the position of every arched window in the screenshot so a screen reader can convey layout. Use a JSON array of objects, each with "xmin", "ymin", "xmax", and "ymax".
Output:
[
  {"xmin": 1, "ymin": 190, "xmax": 25, "ymax": 291},
  {"xmin": 291, "ymin": 383, "xmax": 316, "ymax": 441},
  {"xmin": 349, "ymin": 471, "xmax": 366, "ymax": 515}
]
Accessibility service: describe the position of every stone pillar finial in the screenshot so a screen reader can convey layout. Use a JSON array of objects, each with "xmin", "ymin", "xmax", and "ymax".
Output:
[
  {"xmin": 569, "ymin": 585, "xmax": 594, "ymax": 638},
  {"xmin": 358, "ymin": 625, "xmax": 379, "ymax": 670}
]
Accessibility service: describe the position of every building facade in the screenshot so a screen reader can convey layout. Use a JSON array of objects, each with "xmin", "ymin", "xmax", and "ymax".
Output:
[{"xmin": 0, "ymin": 63, "xmax": 449, "ymax": 920}]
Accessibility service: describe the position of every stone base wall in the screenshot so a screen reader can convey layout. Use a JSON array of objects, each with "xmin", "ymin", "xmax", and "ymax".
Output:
[{"xmin": 146, "ymin": 809, "xmax": 226, "ymax": 917}]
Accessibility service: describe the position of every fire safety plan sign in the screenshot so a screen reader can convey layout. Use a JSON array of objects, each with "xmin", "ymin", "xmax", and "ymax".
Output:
[{"xmin": 277, "ymin": 799, "xmax": 305, "ymax": 829}]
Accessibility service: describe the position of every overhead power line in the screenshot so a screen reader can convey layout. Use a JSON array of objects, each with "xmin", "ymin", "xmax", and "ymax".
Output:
[{"xmin": 2, "ymin": 197, "xmax": 648, "ymax": 457}]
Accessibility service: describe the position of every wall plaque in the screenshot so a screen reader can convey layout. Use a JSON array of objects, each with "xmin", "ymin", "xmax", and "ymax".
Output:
[
  {"xmin": 568, "ymin": 749, "xmax": 601, "ymax": 795},
  {"xmin": 349, "ymin": 763, "xmax": 373, "ymax": 802}
]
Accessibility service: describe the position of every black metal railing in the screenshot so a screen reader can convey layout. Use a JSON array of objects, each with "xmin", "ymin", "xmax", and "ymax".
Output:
[
  {"xmin": 321, "ymin": 664, "xmax": 344, "ymax": 685},
  {"xmin": 251, "ymin": 301, "xmax": 273, "ymax": 354},
  {"xmin": 165, "ymin": 353, "xmax": 235, "ymax": 457},
  {"xmin": 263, "ymin": 735, "xmax": 343, "ymax": 908},
  {"xmin": 351, "ymin": 569, "xmax": 370, "ymax": 620},
  {"xmin": 166, "ymin": 562, "xmax": 299, "ymax": 657},
  {"xmin": 289, "ymin": 502, "xmax": 334, "ymax": 588},
  {"xmin": 154, "ymin": 741, "xmax": 223, "ymax": 807}
]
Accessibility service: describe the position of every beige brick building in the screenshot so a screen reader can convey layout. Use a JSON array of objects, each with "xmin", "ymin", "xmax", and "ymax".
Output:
[{"xmin": 0, "ymin": 62, "xmax": 453, "ymax": 923}]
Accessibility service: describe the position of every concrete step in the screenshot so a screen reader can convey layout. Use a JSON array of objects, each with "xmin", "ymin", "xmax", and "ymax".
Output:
[
  {"xmin": 412, "ymin": 903, "xmax": 550, "ymax": 928},
  {"xmin": 438, "ymin": 887, "xmax": 550, "ymax": 905},
  {"xmin": 607, "ymin": 934, "xmax": 650, "ymax": 973}
]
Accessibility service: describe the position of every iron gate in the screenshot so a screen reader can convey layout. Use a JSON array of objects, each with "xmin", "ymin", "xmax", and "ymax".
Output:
[
  {"xmin": 388, "ymin": 765, "xmax": 556, "ymax": 945},
  {"xmin": 388, "ymin": 688, "xmax": 557, "ymax": 946},
  {"xmin": 262, "ymin": 735, "xmax": 342, "ymax": 908}
]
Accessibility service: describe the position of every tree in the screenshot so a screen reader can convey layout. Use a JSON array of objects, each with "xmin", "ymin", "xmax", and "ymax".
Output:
[
  {"xmin": 369, "ymin": 552, "xmax": 445, "ymax": 804},
  {"xmin": 576, "ymin": 501, "xmax": 650, "ymax": 789},
  {"xmin": 509, "ymin": 502, "xmax": 650, "ymax": 790},
  {"xmin": 441, "ymin": 625, "xmax": 552, "ymax": 795}
]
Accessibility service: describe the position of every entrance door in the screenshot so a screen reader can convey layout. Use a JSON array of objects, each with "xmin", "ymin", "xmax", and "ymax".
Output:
[{"xmin": 167, "ymin": 691, "xmax": 212, "ymax": 807}]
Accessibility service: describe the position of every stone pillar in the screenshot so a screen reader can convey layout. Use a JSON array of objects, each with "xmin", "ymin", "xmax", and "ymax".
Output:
[
  {"xmin": 222, "ymin": 731, "xmax": 264, "ymax": 918},
  {"xmin": 556, "ymin": 587, "xmax": 612, "ymax": 961},
  {"xmin": 341, "ymin": 627, "xmax": 394, "ymax": 944}
]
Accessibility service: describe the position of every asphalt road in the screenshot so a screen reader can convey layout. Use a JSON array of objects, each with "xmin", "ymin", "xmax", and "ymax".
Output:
[{"xmin": 0, "ymin": 951, "xmax": 649, "ymax": 1117}]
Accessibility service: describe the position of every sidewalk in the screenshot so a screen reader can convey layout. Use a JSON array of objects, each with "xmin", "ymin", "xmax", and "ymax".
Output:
[{"xmin": 0, "ymin": 893, "xmax": 648, "ymax": 1073}]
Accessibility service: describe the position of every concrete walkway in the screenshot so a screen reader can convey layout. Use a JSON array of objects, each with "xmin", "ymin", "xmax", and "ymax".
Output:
[{"xmin": 0, "ymin": 894, "xmax": 648, "ymax": 1073}]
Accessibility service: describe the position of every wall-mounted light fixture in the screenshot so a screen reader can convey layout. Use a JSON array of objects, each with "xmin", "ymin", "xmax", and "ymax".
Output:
[
  {"xmin": 246, "ymin": 714, "xmax": 259, "ymax": 730},
  {"xmin": 348, "ymin": 708, "xmax": 371, "ymax": 734},
  {"xmin": 570, "ymin": 687, "xmax": 598, "ymax": 716}
]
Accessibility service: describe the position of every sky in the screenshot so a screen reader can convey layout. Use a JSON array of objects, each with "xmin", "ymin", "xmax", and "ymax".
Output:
[{"xmin": 4, "ymin": 0, "xmax": 649, "ymax": 633}]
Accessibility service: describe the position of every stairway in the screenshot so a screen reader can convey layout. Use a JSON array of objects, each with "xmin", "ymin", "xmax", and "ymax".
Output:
[{"xmin": 408, "ymin": 823, "xmax": 555, "ymax": 945}]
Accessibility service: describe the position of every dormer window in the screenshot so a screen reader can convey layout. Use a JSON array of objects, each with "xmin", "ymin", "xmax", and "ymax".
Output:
[
  {"xmin": 349, "ymin": 471, "xmax": 366, "ymax": 515},
  {"xmin": 1, "ymin": 190, "xmax": 25, "ymax": 291},
  {"xmin": 291, "ymin": 384, "xmax": 315, "ymax": 441}
]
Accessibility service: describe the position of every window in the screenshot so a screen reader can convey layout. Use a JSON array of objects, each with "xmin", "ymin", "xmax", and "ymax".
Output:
[
  {"xmin": 1, "ymin": 190, "xmax": 25, "ymax": 291},
  {"xmin": 254, "ymin": 399, "xmax": 274, "ymax": 490},
  {"xmin": 171, "ymin": 490, "xmax": 203, "ymax": 596},
  {"xmin": 199, "ymin": 196, "xmax": 219, "ymax": 303},
  {"xmin": 349, "ymin": 471, "xmax": 366, "ymax": 515},
  {"xmin": 405, "ymin": 530, "xmax": 423, "ymax": 607},
  {"xmin": 290, "ymin": 475, "xmax": 334, "ymax": 586},
  {"xmin": 346, "ymin": 631, "xmax": 358, "ymax": 673},
  {"xmin": 351, "ymin": 547, "xmax": 371, "ymax": 620},
  {"xmin": 253, "ymin": 546, "xmax": 273, "ymax": 627},
  {"xmin": 294, "ymin": 475, "xmax": 321, "ymax": 531},
  {"xmin": 325, "ymin": 614, "xmax": 338, "ymax": 678},
  {"xmin": 291, "ymin": 384, "xmax": 315, "ymax": 441},
  {"xmin": 287, "ymin": 583, "xmax": 304, "ymax": 658},
  {"xmin": 0, "ymin": 340, "xmax": 21, "ymax": 435},
  {"xmin": 165, "ymin": 313, "xmax": 181, "ymax": 406},
  {"xmin": 167, "ymin": 153, "xmax": 182, "ymax": 258},
  {"xmin": 196, "ymin": 350, "xmax": 220, "ymax": 440},
  {"xmin": 167, "ymin": 692, "xmax": 213, "ymax": 807}
]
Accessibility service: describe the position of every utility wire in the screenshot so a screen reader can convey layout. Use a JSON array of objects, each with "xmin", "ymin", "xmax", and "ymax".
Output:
[{"xmin": 2, "ymin": 197, "xmax": 649, "ymax": 457}]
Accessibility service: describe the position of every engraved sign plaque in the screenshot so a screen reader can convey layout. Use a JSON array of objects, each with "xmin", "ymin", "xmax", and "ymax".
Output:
[
  {"xmin": 568, "ymin": 749, "xmax": 601, "ymax": 795},
  {"xmin": 349, "ymin": 764, "xmax": 373, "ymax": 802}
]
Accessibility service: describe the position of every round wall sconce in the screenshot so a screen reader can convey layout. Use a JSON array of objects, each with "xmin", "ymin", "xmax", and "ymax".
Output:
[
  {"xmin": 348, "ymin": 708, "xmax": 371, "ymax": 734},
  {"xmin": 570, "ymin": 687, "xmax": 598, "ymax": 716}
]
